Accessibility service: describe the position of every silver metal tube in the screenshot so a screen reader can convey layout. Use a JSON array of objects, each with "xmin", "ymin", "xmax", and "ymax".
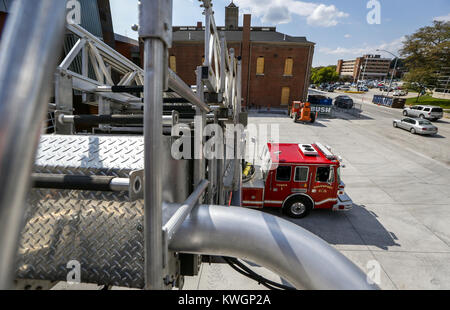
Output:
[
  {"xmin": 104, "ymin": 127, "xmax": 143, "ymax": 133},
  {"xmin": 168, "ymin": 69, "xmax": 211, "ymax": 113},
  {"xmin": 163, "ymin": 114, "xmax": 178, "ymax": 126},
  {"xmin": 58, "ymin": 114, "xmax": 176, "ymax": 127},
  {"xmin": 163, "ymin": 180, "xmax": 209, "ymax": 242},
  {"xmin": 0, "ymin": 0, "xmax": 67, "ymax": 289},
  {"xmin": 58, "ymin": 114, "xmax": 75, "ymax": 124},
  {"xmin": 170, "ymin": 205, "xmax": 379, "ymax": 290},
  {"xmin": 143, "ymin": 39, "xmax": 164, "ymax": 290},
  {"xmin": 109, "ymin": 178, "xmax": 131, "ymax": 192}
]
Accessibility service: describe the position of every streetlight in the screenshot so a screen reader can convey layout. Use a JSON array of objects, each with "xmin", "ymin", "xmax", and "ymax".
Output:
[{"xmin": 377, "ymin": 49, "xmax": 399, "ymax": 97}]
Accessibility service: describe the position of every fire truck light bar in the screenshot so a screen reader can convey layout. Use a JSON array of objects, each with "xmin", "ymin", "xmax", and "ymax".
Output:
[
  {"xmin": 299, "ymin": 144, "xmax": 319, "ymax": 156},
  {"xmin": 315, "ymin": 142, "xmax": 337, "ymax": 160}
]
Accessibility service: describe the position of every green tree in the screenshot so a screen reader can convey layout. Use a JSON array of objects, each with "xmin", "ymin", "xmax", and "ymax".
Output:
[
  {"xmin": 311, "ymin": 66, "xmax": 339, "ymax": 84},
  {"xmin": 400, "ymin": 21, "xmax": 450, "ymax": 101}
]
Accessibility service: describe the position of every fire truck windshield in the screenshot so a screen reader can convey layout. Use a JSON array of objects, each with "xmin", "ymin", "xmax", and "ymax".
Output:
[{"xmin": 316, "ymin": 166, "xmax": 334, "ymax": 183}]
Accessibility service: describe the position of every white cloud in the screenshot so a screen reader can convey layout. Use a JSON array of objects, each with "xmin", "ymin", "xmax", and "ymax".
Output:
[
  {"xmin": 307, "ymin": 4, "xmax": 348, "ymax": 27},
  {"xmin": 319, "ymin": 37, "xmax": 406, "ymax": 59},
  {"xmin": 434, "ymin": 13, "xmax": 450, "ymax": 22},
  {"xmin": 234, "ymin": 0, "xmax": 348, "ymax": 27},
  {"xmin": 344, "ymin": 34, "xmax": 351, "ymax": 39}
]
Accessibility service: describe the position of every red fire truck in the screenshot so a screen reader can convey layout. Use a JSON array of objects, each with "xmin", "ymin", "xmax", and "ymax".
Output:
[{"xmin": 242, "ymin": 143, "xmax": 353, "ymax": 218}]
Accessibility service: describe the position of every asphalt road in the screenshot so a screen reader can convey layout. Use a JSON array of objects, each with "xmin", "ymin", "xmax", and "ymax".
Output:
[
  {"xmin": 184, "ymin": 90, "xmax": 450, "ymax": 290},
  {"xmin": 310, "ymin": 88, "xmax": 450, "ymax": 166}
]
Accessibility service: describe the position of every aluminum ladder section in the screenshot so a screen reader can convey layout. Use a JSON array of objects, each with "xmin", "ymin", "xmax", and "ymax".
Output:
[{"xmin": 0, "ymin": 0, "xmax": 377, "ymax": 290}]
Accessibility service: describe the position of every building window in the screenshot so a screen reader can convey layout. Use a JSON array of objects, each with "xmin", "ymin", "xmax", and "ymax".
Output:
[
  {"xmin": 284, "ymin": 57, "xmax": 293, "ymax": 76},
  {"xmin": 256, "ymin": 57, "xmax": 265, "ymax": 75},
  {"xmin": 281, "ymin": 87, "xmax": 290, "ymax": 106},
  {"xmin": 169, "ymin": 55, "xmax": 176, "ymax": 73}
]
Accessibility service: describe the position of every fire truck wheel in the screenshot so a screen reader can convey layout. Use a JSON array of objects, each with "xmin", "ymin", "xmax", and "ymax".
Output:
[
  {"xmin": 310, "ymin": 113, "xmax": 316, "ymax": 124},
  {"xmin": 284, "ymin": 197, "xmax": 312, "ymax": 219}
]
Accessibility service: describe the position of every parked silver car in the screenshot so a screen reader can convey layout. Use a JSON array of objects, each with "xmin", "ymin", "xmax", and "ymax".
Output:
[
  {"xmin": 393, "ymin": 118, "xmax": 438, "ymax": 135},
  {"xmin": 402, "ymin": 105, "xmax": 444, "ymax": 121}
]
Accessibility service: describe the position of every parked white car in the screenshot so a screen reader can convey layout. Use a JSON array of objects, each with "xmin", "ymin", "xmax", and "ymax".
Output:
[
  {"xmin": 402, "ymin": 105, "xmax": 444, "ymax": 121},
  {"xmin": 393, "ymin": 90, "xmax": 408, "ymax": 96}
]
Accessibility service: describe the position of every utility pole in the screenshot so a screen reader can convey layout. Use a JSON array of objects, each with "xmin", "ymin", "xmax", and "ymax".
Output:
[
  {"xmin": 377, "ymin": 49, "xmax": 399, "ymax": 97},
  {"xmin": 361, "ymin": 56, "xmax": 369, "ymax": 83}
]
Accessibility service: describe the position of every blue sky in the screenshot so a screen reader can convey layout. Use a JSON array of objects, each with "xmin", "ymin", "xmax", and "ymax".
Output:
[{"xmin": 110, "ymin": 0, "xmax": 450, "ymax": 67}]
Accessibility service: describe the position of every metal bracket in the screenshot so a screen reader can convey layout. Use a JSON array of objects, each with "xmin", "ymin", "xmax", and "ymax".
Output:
[
  {"xmin": 129, "ymin": 170, "xmax": 144, "ymax": 201},
  {"xmin": 138, "ymin": 0, "xmax": 173, "ymax": 48}
]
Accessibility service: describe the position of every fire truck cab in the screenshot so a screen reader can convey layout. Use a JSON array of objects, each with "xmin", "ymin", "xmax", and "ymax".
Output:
[{"xmin": 242, "ymin": 143, "xmax": 353, "ymax": 218}]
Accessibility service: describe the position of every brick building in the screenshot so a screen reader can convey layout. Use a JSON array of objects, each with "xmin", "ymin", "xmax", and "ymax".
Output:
[
  {"xmin": 115, "ymin": 33, "xmax": 140, "ymax": 66},
  {"xmin": 337, "ymin": 54, "xmax": 391, "ymax": 82},
  {"xmin": 168, "ymin": 2, "xmax": 315, "ymax": 108}
]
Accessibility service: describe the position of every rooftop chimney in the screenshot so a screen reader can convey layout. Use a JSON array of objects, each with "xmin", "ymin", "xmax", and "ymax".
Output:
[
  {"xmin": 225, "ymin": 1, "xmax": 239, "ymax": 30},
  {"xmin": 197, "ymin": 21, "xmax": 202, "ymax": 29}
]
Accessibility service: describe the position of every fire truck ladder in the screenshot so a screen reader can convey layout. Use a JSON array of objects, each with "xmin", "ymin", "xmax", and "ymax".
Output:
[{"xmin": 0, "ymin": 0, "xmax": 377, "ymax": 290}]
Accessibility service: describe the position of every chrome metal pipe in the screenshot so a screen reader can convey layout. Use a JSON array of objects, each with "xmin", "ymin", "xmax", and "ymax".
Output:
[
  {"xmin": 143, "ymin": 39, "xmax": 165, "ymax": 290},
  {"xmin": 109, "ymin": 178, "xmax": 132, "ymax": 192},
  {"xmin": 168, "ymin": 69, "xmax": 211, "ymax": 113},
  {"xmin": 163, "ymin": 180, "xmax": 209, "ymax": 242},
  {"xmin": 170, "ymin": 205, "xmax": 379, "ymax": 290},
  {"xmin": 0, "ymin": 0, "xmax": 67, "ymax": 289},
  {"xmin": 59, "ymin": 114, "xmax": 177, "ymax": 127}
]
